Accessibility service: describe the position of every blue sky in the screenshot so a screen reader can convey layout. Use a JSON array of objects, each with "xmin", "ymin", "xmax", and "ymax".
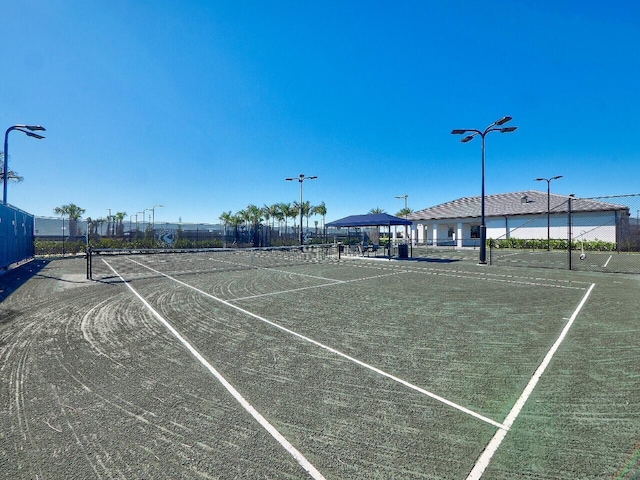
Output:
[{"xmin": 3, "ymin": 1, "xmax": 639, "ymax": 224}]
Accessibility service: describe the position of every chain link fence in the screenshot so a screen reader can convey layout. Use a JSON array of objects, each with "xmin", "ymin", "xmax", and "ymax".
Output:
[{"xmin": 489, "ymin": 194, "xmax": 640, "ymax": 273}]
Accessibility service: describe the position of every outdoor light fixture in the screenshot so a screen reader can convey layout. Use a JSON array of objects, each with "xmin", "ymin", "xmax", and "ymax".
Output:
[
  {"xmin": 451, "ymin": 116, "xmax": 518, "ymax": 264},
  {"xmin": 395, "ymin": 194, "xmax": 409, "ymax": 245},
  {"xmin": 535, "ymin": 175, "xmax": 563, "ymax": 251},
  {"xmin": 3, "ymin": 124, "xmax": 46, "ymax": 204},
  {"xmin": 285, "ymin": 174, "xmax": 317, "ymax": 245},
  {"xmin": 151, "ymin": 204, "xmax": 164, "ymax": 230}
]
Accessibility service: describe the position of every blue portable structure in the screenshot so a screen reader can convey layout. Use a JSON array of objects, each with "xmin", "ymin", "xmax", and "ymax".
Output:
[{"xmin": 326, "ymin": 213, "xmax": 412, "ymax": 258}]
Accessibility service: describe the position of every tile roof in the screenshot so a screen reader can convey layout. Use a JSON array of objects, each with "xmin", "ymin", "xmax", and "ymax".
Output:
[{"xmin": 407, "ymin": 191, "xmax": 629, "ymax": 221}]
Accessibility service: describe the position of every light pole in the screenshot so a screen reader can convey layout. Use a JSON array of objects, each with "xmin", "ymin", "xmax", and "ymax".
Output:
[
  {"xmin": 395, "ymin": 195, "xmax": 408, "ymax": 244},
  {"xmin": 286, "ymin": 174, "xmax": 317, "ymax": 245},
  {"xmin": 452, "ymin": 116, "xmax": 517, "ymax": 264},
  {"xmin": 140, "ymin": 209, "xmax": 148, "ymax": 234},
  {"xmin": 534, "ymin": 175, "xmax": 563, "ymax": 251},
  {"xmin": 107, "ymin": 209, "xmax": 112, "ymax": 237},
  {"xmin": 3, "ymin": 125, "xmax": 46, "ymax": 204},
  {"xmin": 150, "ymin": 204, "xmax": 163, "ymax": 245},
  {"xmin": 151, "ymin": 204, "xmax": 163, "ymax": 230}
]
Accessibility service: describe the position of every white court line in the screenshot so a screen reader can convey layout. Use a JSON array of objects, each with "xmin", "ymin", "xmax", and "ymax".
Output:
[
  {"xmin": 466, "ymin": 283, "xmax": 596, "ymax": 480},
  {"xmin": 232, "ymin": 271, "xmax": 404, "ymax": 301},
  {"xmin": 103, "ymin": 259, "xmax": 326, "ymax": 480},
  {"xmin": 603, "ymin": 255, "xmax": 613, "ymax": 268},
  {"xmin": 127, "ymin": 257, "xmax": 504, "ymax": 429}
]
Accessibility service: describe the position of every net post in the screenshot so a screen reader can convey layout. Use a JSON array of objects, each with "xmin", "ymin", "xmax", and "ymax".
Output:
[{"xmin": 86, "ymin": 247, "xmax": 92, "ymax": 280}]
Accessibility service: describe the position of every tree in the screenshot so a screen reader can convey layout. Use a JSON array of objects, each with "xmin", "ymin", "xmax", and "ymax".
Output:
[
  {"xmin": 396, "ymin": 207, "xmax": 413, "ymax": 218},
  {"xmin": 312, "ymin": 201, "xmax": 327, "ymax": 239},
  {"xmin": 115, "ymin": 212, "xmax": 127, "ymax": 237},
  {"xmin": 302, "ymin": 200, "xmax": 312, "ymax": 231},
  {"xmin": 396, "ymin": 207, "xmax": 413, "ymax": 243},
  {"xmin": 219, "ymin": 211, "xmax": 233, "ymax": 240},
  {"xmin": 244, "ymin": 204, "xmax": 263, "ymax": 246},
  {"xmin": 230, "ymin": 214, "xmax": 243, "ymax": 243},
  {"xmin": 0, "ymin": 153, "xmax": 24, "ymax": 184},
  {"xmin": 369, "ymin": 207, "xmax": 386, "ymax": 214},
  {"xmin": 53, "ymin": 203, "xmax": 86, "ymax": 238},
  {"xmin": 279, "ymin": 203, "xmax": 293, "ymax": 236}
]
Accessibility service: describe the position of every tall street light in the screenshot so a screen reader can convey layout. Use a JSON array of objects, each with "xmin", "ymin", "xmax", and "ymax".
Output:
[
  {"xmin": 3, "ymin": 125, "xmax": 46, "ymax": 205},
  {"xmin": 151, "ymin": 204, "xmax": 163, "ymax": 241},
  {"xmin": 452, "ymin": 116, "xmax": 517, "ymax": 264},
  {"xmin": 535, "ymin": 175, "xmax": 562, "ymax": 251},
  {"xmin": 286, "ymin": 174, "xmax": 317, "ymax": 245},
  {"xmin": 395, "ymin": 194, "xmax": 408, "ymax": 244}
]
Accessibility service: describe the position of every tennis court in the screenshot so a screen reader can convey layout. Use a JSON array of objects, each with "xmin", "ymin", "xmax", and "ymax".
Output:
[{"xmin": 1, "ymin": 248, "xmax": 638, "ymax": 479}]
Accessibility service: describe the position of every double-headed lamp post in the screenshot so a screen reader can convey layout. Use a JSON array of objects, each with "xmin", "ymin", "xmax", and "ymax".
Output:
[
  {"xmin": 452, "ymin": 116, "xmax": 517, "ymax": 264},
  {"xmin": 3, "ymin": 125, "xmax": 46, "ymax": 205},
  {"xmin": 285, "ymin": 174, "xmax": 317, "ymax": 245},
  {"xmin": 395, "ymin": 195, "xmax": 408, "ymax": 243},
  {"xmin": 535, "ymin": 175, "xmax": 562, "ymax": 251}
]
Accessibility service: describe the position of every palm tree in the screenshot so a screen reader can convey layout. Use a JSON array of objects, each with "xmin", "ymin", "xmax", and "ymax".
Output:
[
  {"xmin": 244, "ymin": 204, "xmax": 263, "ymax": 246},
  {"xmin": 396, "ymin": 207, "xmax": 412, "ymax": 243},
  {"xmin": 230, "ymin": 213, "xmax": 243, "ymax": 244},
  {"xmin": 302, "ymin": 200, "xmax": 312, "ymax": 232},
  {"xmin": 0, "ymin": 153, "xmax": 24, "ymax": 184},
  {"xmin": 312, "ymin": 201, "xmax": 327, "ymax": 240},
  {"xmin": 115, "ymin": 212, "xmax": 127, "ymax": 237},
  {"xmin": 290, "ymin": 203, "xmax": 300, "ymax": 237},
  {"xmin": 53, "ymin": 203, "xmax": 86, "ymax": 238},
  {"xmin": 264, "ymin": 203, "xmax": 280, "ymax": 231},
  {"xmin": 219, "ymin": 211, "xmax": 233, "ymax": 241},
  {"xmin": 396, "ymin": 207, "xmax": 413, "ymax": 218},
  {"xmin": 369, "ymin": 207, "xmax": 386, "ymax": 214},
  {"xmin": 279, "ymin": 203, "xmax": 293, "ymax": 236}
]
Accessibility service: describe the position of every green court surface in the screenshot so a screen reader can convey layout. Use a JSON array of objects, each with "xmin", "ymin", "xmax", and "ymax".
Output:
[{"xmin": 1, "ymin": 252, "xmax": 638, "ymax": 479}]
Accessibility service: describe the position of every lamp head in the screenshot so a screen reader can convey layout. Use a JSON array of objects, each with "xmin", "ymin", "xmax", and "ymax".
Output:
[
  {"xmin": 25, "ymin": 125, "xmax": 46, "ymax": 132},
  {"xmin": 25, "ymin": 131, "xmax": 45, "ymax": 139},
  {"xmin": 495, "ymin": 116, "xmax": 512, "ymax": 126},
  {"xmin": 500, "ymin": 126, "xmax": 517, "ymax": 133},
  {"xmin": 451, "ymin": 129, "xmax": 467, "ymax": 135},
  {"xmin": 461, "ymin": 135, "xmax": 475, "ymax": 143}
]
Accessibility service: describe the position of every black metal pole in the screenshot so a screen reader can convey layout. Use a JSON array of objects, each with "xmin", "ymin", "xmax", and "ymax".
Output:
[
  {"xmin": 547, "ymin": 181, "xmax": 551, "ymax": 250},
  {"xmin": 479, "ymin": 134, "xmax": 487, "ymax": 264},
  {"xmin": 567, "ymin": 195, "xmax": 573, "ymax": 270}
]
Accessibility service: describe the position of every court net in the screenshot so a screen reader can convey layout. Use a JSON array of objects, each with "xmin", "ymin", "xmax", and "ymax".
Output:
[{"xmin": 87, "ymin": 244, "xmax": 340, "ymax": 280}]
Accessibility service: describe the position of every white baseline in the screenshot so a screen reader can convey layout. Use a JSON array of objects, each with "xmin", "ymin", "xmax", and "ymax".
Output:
[{"xmin": 466, "ymin": 282, "xmax": 596, "ymax": 480}]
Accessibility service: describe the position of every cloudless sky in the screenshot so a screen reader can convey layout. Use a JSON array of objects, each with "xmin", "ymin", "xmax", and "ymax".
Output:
[{"xmin": 3, "ymin": 1, "xmax": 640, "ymax": 224}]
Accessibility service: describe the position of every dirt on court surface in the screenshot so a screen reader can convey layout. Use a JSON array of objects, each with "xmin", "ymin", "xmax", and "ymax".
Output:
[{"xmin": 1, "ymin": 255, "xmax": 638, "ymax": 479}]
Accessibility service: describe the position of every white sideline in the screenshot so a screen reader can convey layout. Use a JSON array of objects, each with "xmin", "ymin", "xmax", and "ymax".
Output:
[
  {"xmin": 103, "ymin": 260, "xmax": 326, "ymax": 480},
  {"xmin": 126, "ymin": 257, "xmax": 504, "ymax": 429},
  {"xmin": 466, "ymin": 282, "xmax": 596, "ymax": 480}
]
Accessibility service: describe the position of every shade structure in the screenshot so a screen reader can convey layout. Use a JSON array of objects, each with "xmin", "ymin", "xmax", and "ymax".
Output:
[{"xmin": 326, "ymin": 213, "xmax": 412, "ymax": 228}]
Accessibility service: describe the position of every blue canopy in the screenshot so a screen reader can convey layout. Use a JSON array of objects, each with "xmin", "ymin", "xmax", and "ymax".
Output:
[{"xmin": 326, "ymin": 213, "xmax": 412, "ymax": 228}]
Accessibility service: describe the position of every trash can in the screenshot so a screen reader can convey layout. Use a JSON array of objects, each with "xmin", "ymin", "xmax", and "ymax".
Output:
[{"xmin": 398, "ymin": 243, "xmax": 408, "ymax": 258}]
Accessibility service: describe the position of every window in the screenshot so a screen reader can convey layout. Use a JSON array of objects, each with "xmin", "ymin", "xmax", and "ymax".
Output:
[{"xmin": 471, "ymin": 225, "xmax": 480, "ymax": 239}]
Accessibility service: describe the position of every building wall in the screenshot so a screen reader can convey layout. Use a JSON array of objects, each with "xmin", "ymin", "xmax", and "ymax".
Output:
[{"xmin": 413, "ymin": 210, "xmax": 620, "ymax": 246}]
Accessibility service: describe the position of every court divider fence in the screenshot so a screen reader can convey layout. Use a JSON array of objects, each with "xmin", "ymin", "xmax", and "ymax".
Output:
[{"xmin": 489, "ymin": 194, "xmax": 640, "ymax": 274}]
